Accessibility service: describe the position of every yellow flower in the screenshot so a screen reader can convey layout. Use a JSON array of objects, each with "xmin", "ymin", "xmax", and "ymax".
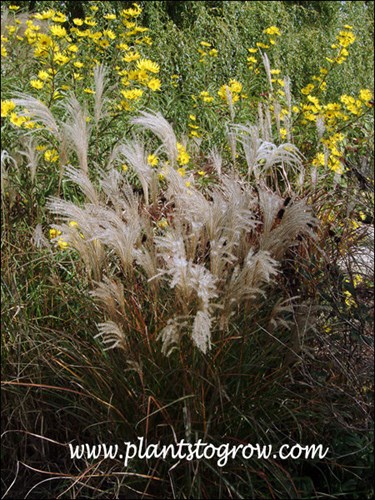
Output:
[
  {"xmin": 123, "ymin": 51, "xmax": 141, "ymax": 62},
  {"xmin": 344, "ymin": 290, "xmax": 356, "ymax": 308},
  {"xmin": 84, "ymin": 88, "xmax": 94, "ymax": 94},
  {"xmin": 57, "ymin": 238, "xmax": 69, "ymax": 250},
  {"xmin": 336, "ymin": 30, "xmax": 356, "ymax": 47},
  {"xmin": 147, "ymin": 78, "xmax": 161, "ymax": 91},
  {"xmin": 37, "ymin": 70, "xmax": 50, "ymax": 81},
  {"xmin": 157, "ymin": 218, "xmax": 168, "ymax": 229},
  {"xmin": 301, "ymin": 84, "xmax": 315, "ymax": 95},
  {"xmin": 307, "ymin": 95, "xmax": 320, "ymax": 107},
  {"xmin": 1, "ymin": 45, "xmax": 8, "ymax": 57},
  {"xmin": 190, "ymin": 130, "xmax": 201, "ymax": 138},
  {"xmin": 34, "ymin": 9, "xmax": 55, "ymax": 21},
  {"xmin": 30, "ymin": 79, "xmax": 44, "ymax": 89},
  {"xmin": 52, "ymin": 12, "xmax": 67, "ymax": 23},
  {"xmin": 73, "ymin": 18, "xmax": 84, "ymax": 26},
  {"xmin": 53, "ymin": 52, "xmax": 70, "ymax": 65},
  {"xmin": 9, "ymin": 5, "xmax": 20, "ymax": 10},
  {"xmin": 177, "ymin": 167, "xmax": 186, "ymax": 177},
  {"xmin": 359, "ymin": 89, "xmax": 373, "ymax": 102},
  {"xmin": 1, "ymin": 100, "xmax": 16, "ymax": 118},
  {"xmin": 256, "ymin": 42, "xmax": 269, "ymax": 49},
  {"xmin": 84, "ymin": 17, "xmax": 97, "ymax": 27},
  {"xmin": 104, "ymin": 14, "xmax": 117, "ymax": 20},
  {"xmin": 103, "ymin": 29, "xmax": 116, "ymax": 40},
  {"xmin": 200, "ymin": 91, "xmax": 214, "ymax": 103},
  {"xmin": 69, "ymin": 221, "xmax": 79, "ymax": 228},
  {"xmin": 176, "ymin": 143, "xmax": 190, "ymax": 166},
  {"xmin": 120, "ymin": 88, "xmax": 144, "ymax": 100},
  {"xmin": 9, "ymin": 113, "xmax": 28, "ymax": 127},
  {"xmin": 189, "ymin": 114, "xmax": 196, "ymax": 121},
  {"xmin": 197, "ymin": 171, "xmax": 206, "ymax": 176},
  {"xmin": 147, "ymin": 154, "xmax": 159, "ymax": 166},
  {"xmin": 50, "ymin": 25, "xmax": 67, "ymax": 38},
  {"xmin": 264, "ymin": 26, "xmax": 281, "ymax": 36},
  {"xmin": 122, "ymin": 164, "xmax": 128, "ymax": 172},
  {"xmin": 136, "ymin": 58, "xmax": 160, "ymax": 73},
  {"xmin": 248, "ymin": 48, "xmax": 257, "ymax": 53},
  {"xmin": 209, "ymin": 48, "xmax": 218, "ymax": 57},
  {"xmin": 117, "ymin": 42, "xmax": 130, "ymax": 51},
  {"xmin": 312, "ymin": 152, "xmax": 326, "ymax": 167},
  {"xmin": 121, "ymin": 4, "xmax": 142, "ymax": 17},
  {"xmin": 44, "ymin": 149, "xmax": 59, "ymax": 162},
  {"xmin": 67, "ymin": 44, "xmax": 79, "ymax": 53},
  {"xmin": 49, "ymin": 228, "xmax": 62, "ymax": 239}
]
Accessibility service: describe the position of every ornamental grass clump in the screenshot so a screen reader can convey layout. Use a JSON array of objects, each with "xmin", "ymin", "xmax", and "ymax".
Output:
[{"xmin": 44, "ymin": 99, "xmax": 317, "ymax": 358}]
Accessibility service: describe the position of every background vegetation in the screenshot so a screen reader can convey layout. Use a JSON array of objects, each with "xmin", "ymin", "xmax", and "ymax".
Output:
[{"xmin": 1, "ymin": 1, "xmax": 374, "ymax": 498}]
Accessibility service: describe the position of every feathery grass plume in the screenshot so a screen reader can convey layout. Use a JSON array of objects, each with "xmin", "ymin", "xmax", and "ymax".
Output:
[
  {"xmin": 93, "ymin": 64, "xmax": 110, "ymax": 127},
  {"xmin": 130, "ymin": 110, "xmax": 178, "ymax": 164},
  {"xmin": 31, "ymin": 223, "xmax": 51, "ymax": 250},
  {"xmin": 117, "ymin": 141, "xmax": 153, "ymax": 204},
  {"xmin": 97, "ymin": 167, "xmax": 123, "ymax": 212},
  {"xmin": 225, "ymin": 85, "xmax": 235, "ymax": 121},
  {"xmin": 192, "ymin": 310, "xmax": 212, "ymax": 354},
  {"xmin": 283, "ymin": 77, "xmax": 293, "ymax": 139},
  {"xmin": 259, "ymin": 189, "xmax": 285, "ymax": 235},
  {"xmin": 273, "ymin": 100, "xmax": 282, "ymax": 137},
  {"xmin": 91, "ymin": 205, "xmax": 142, "ymax": 274},
  {"xmin": 47, "ymin": 110, "xmax": 319, "ymax": 356},
  {"xmin": 154, "ymin": 231, "xmax": 218, "ymax": 306},
  {"xmin": 46, "ymin": 197, "xmax": 105, "ymax": 281},
  {"xmin": 316, "ymin": 116, "xmax": 325, "ymax": 139},
  {"xmin": 209, "ymin": 147, "xmax": 223, "ymax": 178},
  {"xmin": 98, "ymin": 168, "xmax": 143, "ymax": 219},
  {"xmin": 13, "ymin": 93, "xmax": 60, "ymax": 138},
  {"xmin": 12, "ymin": 94, "xmax": 67, "ymax": 186},
  {"xmin": 232, "ymin": 123, "xmax": 303, "ymax": 186},
  {"xmin": 231, "ymin": 124, "xmax": 259, "ymax": 178},
  {"xmin": 94, "ymin": 320, "xmax": 127, "ymax": 351},
  {"xmin": 259, "ymin": 198, "xmax": 317, "ymax": 260},
  {"xmin": 267, "ymin": 296, "xmax": 299, "ymax": 333},
  {"xmin": 157, "ymin": 318, "xmax": 182, "ymax": 356},
  {"xmin": 261, "ymin": 51, "xmax": 273, "ymax": 92},
  {"xmin": 1, "ymin": 150, "xmax": 18, "ymax": 196},
  {"xmin": 64, "ymin": 165, "xmax": 99, "ymax": 204},
  {"xmin": 220, "ymin": 249, "xmax": 279, "ymax": 329},
  {"xmin": 227, "ymin": 125, "xmax": 237, "ymax": 165},
  {"xmin": 18, "ymin": 137, "xmax": 40, "ymax": 184},
  {"xmin": 90, "ymin": 276, "xmax": 127, "ymax": 324},
  {"xmin": 62, "ymin": 95, "xmax": 91, "ymax": 174},
  {"xmin": 134, "ymin": 244, "xmax": 159, "ymax": 284}
]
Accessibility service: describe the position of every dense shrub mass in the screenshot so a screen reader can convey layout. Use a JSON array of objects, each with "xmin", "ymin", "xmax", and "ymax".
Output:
[{"xmin": 1, "ymin": 2, "xmax": 374, "ymax": 499}]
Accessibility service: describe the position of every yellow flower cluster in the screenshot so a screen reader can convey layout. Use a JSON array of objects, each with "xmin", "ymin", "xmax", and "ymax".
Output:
[
  {"xmin": 1, "ymin": 100, "xmax": 16, "ymax": 117},
  {"xmin": 263, "ymin": 25, "xmax": 281, "ymax": 46},
  {"xmin": 218, "ymin": 79, "xmax": 243, "ymax": 103},
  {"xmin": 327, "ymin": 26, "xmax": 356, "ymax": 65},
  {"xmin": 188, "ymin": 114, "xmax": 201, "ymax": 138},
  {"xmin": 176, "ymin": 143, "xmax": 190, "ymax": 166},
  {"xmin": 198, "ymin": 41, "xmax": 218, "ymax": 63},
  {"xmin": 2, "ymin": 3, "xmax": 159, "ymax": 115}
]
